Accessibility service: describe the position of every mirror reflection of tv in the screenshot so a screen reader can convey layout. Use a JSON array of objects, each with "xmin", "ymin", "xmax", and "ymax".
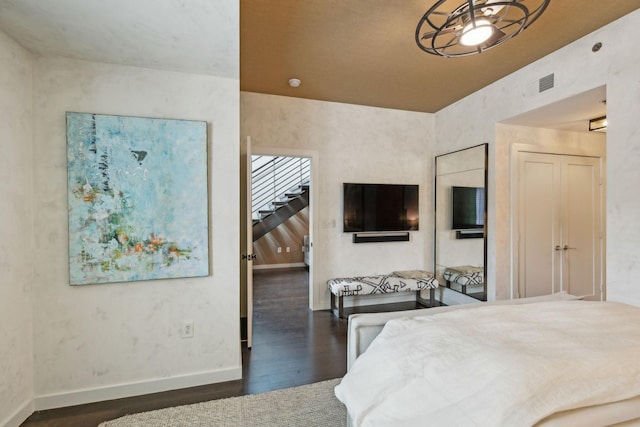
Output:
[
  {"xmin": 343, "ymin": 183, "xmax": 419, "ymax": 232},
  {"xmin": 451, "ymin": 186, "xmax": 485, "ymax": 229}
]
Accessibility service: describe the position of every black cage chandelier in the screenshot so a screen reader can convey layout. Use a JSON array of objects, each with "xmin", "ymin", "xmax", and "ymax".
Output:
[{"xmin": 416, "ymin": 0, "xmax": 550, "ymax": 57}]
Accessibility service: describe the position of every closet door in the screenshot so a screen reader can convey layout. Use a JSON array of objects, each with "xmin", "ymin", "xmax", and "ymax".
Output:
[
  {"xmin": 561, "ymin": 156, "xmax": 601, "ymax": 299},
  {"xmin": 517, "ymin": 152, "xmax": 602, "ymax": 300},
  {"xmin": 517, "ymin": 152, "xmax": 562, "ymax": 298}
]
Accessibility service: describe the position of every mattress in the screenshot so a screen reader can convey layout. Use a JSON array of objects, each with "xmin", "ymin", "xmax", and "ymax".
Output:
[{"xmin": 337, "ymin": 299, "xmax": 640, "ymax": 427}]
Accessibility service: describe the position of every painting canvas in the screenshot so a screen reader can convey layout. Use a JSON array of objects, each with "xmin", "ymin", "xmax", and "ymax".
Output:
[{"xmin": 66, "ymin": 112, "xmax": 209, "ymax": 285}]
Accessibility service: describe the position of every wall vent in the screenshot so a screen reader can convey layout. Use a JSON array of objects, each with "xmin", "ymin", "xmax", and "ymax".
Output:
[{"xmin": 539, "ymin": 73, "xmax": 555, "ymax": 93}]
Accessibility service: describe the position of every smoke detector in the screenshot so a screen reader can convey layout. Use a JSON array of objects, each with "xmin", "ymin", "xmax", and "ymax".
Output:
[{"xmin": 288, "ymin": 78, "xmax": 301, "ymax": 88}]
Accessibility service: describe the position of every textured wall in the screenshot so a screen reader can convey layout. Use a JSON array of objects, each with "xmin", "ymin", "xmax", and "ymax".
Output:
[
  {"xmin": 31, "ymin": 57, "xmax": 240, "ymax": 407},
  {"xmin": 241, "ymin": 94, "xmax": 435, "ymax": 310},
  {"xmin": 0, "ymin": 31, "xmax": 35, "ymax": 426},
  {"xmin": 254, "ymin": 208, "xmax": 309, "ymax": 267},
  {"xmin": 436, "ymin": 9, "xmax": 639, "ymax": 304}
]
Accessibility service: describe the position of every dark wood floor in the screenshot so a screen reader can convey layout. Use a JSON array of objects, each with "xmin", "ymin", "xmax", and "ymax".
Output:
[{"xmin": 20, "ymin": 268, "xmax": 348, "ymax": 427}]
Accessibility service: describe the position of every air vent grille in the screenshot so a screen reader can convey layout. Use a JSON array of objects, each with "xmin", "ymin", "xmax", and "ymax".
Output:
[{"xmin": 539, "ymin": 73, "xmax": 555, "ymax": 93}]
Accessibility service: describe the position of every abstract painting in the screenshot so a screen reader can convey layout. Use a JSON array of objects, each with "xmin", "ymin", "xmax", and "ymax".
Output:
[{"xmin": 66, "ymin": 112, "xmax": 209, "ymax": 285}]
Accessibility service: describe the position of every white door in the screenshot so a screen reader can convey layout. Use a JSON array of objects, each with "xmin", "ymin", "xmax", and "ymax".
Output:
[
  {"xmin": 517, "ymin": 152, "xmax": 602, "ymax": 300},
  {"xmin": 518, "ymin": 153, "xmax": 562, "ymax": 297},
  {"xmin": 561, "ymin": 156, "xmax": 601, "ymax": 299},
  {"xmin": 244, "ymin": 137, "xmax": 254, "ymax": 348}
]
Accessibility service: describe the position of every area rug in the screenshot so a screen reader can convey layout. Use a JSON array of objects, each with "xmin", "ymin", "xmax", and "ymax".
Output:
[{"xmin": 99, "ymin": 378, "xmax": 347, "ymax": 427}]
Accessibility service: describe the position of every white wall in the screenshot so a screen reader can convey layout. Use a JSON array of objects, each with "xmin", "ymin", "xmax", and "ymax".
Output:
[
  {"xmin": 30, "ymin": 57, "xmax": 241, "ymax": 409},
  {"xmin": 436, "ymin": 10, "xmax": 640, "ymax": 304},
  {"xmin": 241, "ymin": 93, "xmax": 435, "ymax": 310},
  {"xmin": 0, "ymin": 31, "xmax": 35, "ymax": 427}
]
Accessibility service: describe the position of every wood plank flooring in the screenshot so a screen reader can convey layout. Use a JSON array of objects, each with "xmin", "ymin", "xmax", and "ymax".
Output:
[{"xmin": 20, "ymin": 268, "xmax": 347, "ymax": 427}]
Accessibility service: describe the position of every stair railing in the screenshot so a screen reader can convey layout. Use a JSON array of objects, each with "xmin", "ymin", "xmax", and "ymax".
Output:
[{"xmin": 251, "ymin": 156, "xmax": 310, "ymax": 221}]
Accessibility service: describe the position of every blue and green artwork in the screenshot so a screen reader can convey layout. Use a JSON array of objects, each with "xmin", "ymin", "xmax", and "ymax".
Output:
[{"xmin": 66, "ymin": 112, "xmax": 209, "ymax": 285}]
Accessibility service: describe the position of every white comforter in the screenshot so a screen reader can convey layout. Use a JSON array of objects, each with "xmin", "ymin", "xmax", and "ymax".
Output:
[{"xmin": 335, "ymin": 301, "xmax": 640, "ymax": 427}]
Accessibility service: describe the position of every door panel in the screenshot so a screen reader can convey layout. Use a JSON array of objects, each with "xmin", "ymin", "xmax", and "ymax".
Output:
[
  {"xmin": 518, "ymin": 153, "xmax": 561, "ymax": 298},
  {"xmin": 517, "ymin": 152, "xmax": 602, "ymax": 300},
  {"xmin": 245, "ymin": 137, "xmax": 253, "ymax": 348},
  {"xmin": 562, "ymin": 157, "xmax": 601, "ymax": 299}
]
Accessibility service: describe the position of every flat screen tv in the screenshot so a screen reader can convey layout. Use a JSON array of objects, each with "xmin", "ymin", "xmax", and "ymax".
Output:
[
  {"xmin": 451, "ymin": 186, "xmax": 485, "ymax": 229},
  {"xmin": 343, "ymin": 183, "xmax": 419, "ymax": 232}
]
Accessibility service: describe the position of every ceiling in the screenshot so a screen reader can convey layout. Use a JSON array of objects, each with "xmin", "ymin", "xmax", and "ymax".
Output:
[
  {"xmin": 0, "ymin": 0, "xmax": 637, "ymax": 116},
  {"xmin": 241, "ymin": 1, "xmax": 639, "ymax": 113},
  {"xmin": 0, "ymin": 0, "xmax": 239, "ymax": 79},
  {"xmin": 502, "ymin": 85, "xmax": 607, "ymax": 132}
]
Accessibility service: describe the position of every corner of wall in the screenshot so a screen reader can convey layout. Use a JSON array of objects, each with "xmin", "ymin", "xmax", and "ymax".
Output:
[{"xmin": 1, "ymin": 399, "xmax": 35, "ymax": 427}]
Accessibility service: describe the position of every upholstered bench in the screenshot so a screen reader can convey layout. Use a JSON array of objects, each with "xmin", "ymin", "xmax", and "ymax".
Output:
[
  {"xmin": 327, "ymin": 272, "xmax": 439, "ymax": 318},
  {"xmin": 443, "ymin": 266, "xmax": 484, "ymax": 295}
]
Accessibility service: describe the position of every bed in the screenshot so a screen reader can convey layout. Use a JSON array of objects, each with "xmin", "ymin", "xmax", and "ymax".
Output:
[{"xmin": 335, "ymin": 293, "xmax": 640, "ymax": 426}]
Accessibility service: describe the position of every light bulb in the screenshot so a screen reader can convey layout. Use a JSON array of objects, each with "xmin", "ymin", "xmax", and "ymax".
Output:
[{"xmin": 460, "ymin": 19, "xmax": 493, "ymax": 46}]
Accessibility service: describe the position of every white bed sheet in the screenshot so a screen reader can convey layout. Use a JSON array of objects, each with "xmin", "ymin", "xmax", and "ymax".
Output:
[{"xmin": 335, "ymin": 300, "xmax": 640, "ymax": 427}]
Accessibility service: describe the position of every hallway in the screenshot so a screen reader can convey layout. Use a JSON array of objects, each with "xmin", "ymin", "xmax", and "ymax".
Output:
[{"xmin": 244, "ymin": 267, "xmax": 348, "ymax": 393}]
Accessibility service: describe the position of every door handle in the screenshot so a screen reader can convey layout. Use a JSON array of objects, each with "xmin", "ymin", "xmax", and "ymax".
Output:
[
  {"xmin": 554, "ymin": 245, "xmax": 562, "ymax": 251},
  {"xmin": 563, "ymin": 245, "xmax": 576, "ymax": 251}
]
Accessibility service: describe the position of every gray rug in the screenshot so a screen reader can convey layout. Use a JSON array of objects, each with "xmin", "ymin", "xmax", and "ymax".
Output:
[{"xmin": 99, "ymin": 378, "xmax": 347, "ymax": 427}]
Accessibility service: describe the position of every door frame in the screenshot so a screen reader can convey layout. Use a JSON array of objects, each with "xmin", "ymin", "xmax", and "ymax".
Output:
[
  {"xmin": 509, "ymin": 142, "xmax": 606, "ymax": 300},
  {"xmin": 248, "ymin": 145, "xmax": 319, "ymax": 311}
]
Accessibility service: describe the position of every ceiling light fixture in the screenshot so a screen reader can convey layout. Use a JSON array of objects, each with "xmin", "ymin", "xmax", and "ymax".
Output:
[
  {"xmin": 589, "ymin": 116, "xmax": 607, "ymax": 132},
  {"xmin": 416, "ymin": 0, "xmax": 550, "ymax": 57},
  {"xmin": 459, "ymin": 19, "xmax": 493, "ymax": 46}
]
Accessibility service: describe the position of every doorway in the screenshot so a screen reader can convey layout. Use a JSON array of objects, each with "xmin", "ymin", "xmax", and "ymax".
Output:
[
  {"xmin": 514, "ymin": 151, "xmax": 603, "ymax": 300},
  {"xmin": 251, "ymin": 154, "xmax": 311, "ymax": 270},
  {"xmin": 241, "ymin": 141, "xmax": 317, "ymax": 348},
  {"xmin": 500, "ymin": 86, "xmax": 607, "ymax": 301}
]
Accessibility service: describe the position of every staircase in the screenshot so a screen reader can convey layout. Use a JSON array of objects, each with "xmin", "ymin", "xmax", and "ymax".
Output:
[{"xmin": 252, "ymin": 155, "xmax": 310, "ymax": 241}]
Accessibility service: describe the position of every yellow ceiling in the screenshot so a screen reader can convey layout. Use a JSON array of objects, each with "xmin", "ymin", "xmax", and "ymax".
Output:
[{"xmin": 241, "ymin": 1, "xmax": 639, "ymax": 113}]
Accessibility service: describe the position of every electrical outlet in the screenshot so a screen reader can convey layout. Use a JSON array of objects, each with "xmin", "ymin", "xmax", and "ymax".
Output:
[
  {"xmin": 277, "ymin": 247, "xmax": 282, "ymax": 253},
  {"xmin": 286, "ymin": 247, "xmax": 290, "ymax": 253},
  {"xmin": 180, "ymin": 320, "xmax": 194, "ymax": 338}
]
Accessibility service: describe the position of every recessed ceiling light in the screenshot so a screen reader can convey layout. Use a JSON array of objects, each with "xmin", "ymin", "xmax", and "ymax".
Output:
[{"xmin": 288, "ymin": 78, "xmax": 301, "ymax": 88}]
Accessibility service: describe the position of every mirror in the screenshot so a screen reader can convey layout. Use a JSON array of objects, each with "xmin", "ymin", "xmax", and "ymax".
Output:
[{"xmin": 435, "ymin": 144, "xmax": 488, "ymax": 301}]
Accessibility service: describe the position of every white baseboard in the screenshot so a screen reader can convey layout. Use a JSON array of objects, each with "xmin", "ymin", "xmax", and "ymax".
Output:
[
  {"xmin": 34, "ymin": 366, "xmax": 242, "ymax": 411},
  {"xmin": 253, "ymin": 262, "xmax": 306, "ymax": 270},
  {"xmin": 1, "ymin": 398, "xmax": 34, "ymax": 427}
]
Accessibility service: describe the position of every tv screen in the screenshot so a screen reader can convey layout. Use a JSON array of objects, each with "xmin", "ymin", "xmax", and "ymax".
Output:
[
  {"xmin": 451, "ymin": 186, "xmax": 485, "ymax": 229},
  {"xmin": 343, "ymin": 183, "xmax": 419, "ymax": 232}
]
